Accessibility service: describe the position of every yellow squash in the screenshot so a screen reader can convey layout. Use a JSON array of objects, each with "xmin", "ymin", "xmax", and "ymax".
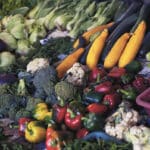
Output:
[
  {"xmin": 86, "ymin": 29, "xmax": 109, "ymax": 70},
  {"xmin": 73, "ymin": 22, "xmax": 114, "ymax": 49},
  {"xmin": 104, "ymin": 33, "xmax": 131, "ymax": 69},
  {"xmin": 118, "ymin": 21, "xmax": 146, "ymax": 68}
]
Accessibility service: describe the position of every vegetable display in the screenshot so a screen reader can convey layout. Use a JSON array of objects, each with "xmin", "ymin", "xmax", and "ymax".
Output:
[{"xmin": 0, "ymin": 0, "xmax": 150, "ymax": 150}]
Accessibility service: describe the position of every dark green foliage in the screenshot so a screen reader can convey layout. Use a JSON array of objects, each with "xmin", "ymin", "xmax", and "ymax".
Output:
[
  {"xmin": 63, "ymin": 139, "xmax": 132, "ymax": 150},
  {"xmin": 15, "ymin": 108, "xmax": 31, "ymax": 121},
  {"xmin": 0, "ymin": 0, "xmax": 40, "ymax": 18},
  {"xmin": 25, "ymin": 96, "xmax": 43, "ymax": 111}
]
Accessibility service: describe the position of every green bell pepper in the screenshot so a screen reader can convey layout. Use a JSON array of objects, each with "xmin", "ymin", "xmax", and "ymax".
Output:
[{"xmin": 82, "ymin": 113, "xmax": 104, "ymax": 131}]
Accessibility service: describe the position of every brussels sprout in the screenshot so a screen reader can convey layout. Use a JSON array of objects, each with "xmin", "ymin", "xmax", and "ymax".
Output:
[{"xmin": 0, "ymin": 32, "xmax": 17, "ymax": 49}]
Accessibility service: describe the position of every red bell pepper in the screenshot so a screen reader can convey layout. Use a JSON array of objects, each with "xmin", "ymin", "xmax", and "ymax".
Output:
[
  {"xmin": 102, "ymin": 93, "xmax": 121, "ymax": 109},
  {"xmin": 52, "ymin": 104, "xmax": 67, "ymax": 123},
  {"xmin": 94, "ymin": 81, "xmax": 113, "ymax": 94},
  {"xmin": 76, "ymin": 128, "xmax": 89, "ymax": 139},
  {"xmin": 86, "ymin": 103, "xmax": 107, "ymax": 114},
  {"xmin": 89, "ymin": 67, "xmax": 106, "ymax": 82},
  {"xmin": 18, "ymin": 117, "xmax": 31, "ymax": 136},
  {"xmin": 108, "ymin": 67, "xmax": 126, "ymax": 78},
  {"xmin": 65, "ymin": 109, "xmax": 82, "ymax": 131},
  {"xmin": 46, "ymin": 125, "xmax": 61, "ymax": 150}
]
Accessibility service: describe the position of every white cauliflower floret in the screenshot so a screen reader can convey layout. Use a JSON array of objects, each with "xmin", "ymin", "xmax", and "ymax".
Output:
[
  {"xmin": 65, "ymin": 62, "xmax": 86, "ymax": 86},
  {"xmin": 125, "ymin": 125, "xmax": 150, "ymax": 145},
  {"xmin": 115, "ymin": 124, "xmax": 128, "ymax": 139},
  {"xmin": 105, "ymin": 121, "xmax": 129, "ymax": 140},
  {"xmin": 105, "ymin": 123, "xmax": 116, "ymax": 137},
  {"xmin": 104, "ymin": 101, "xmax": 140, "ymax": 140},
  {"xmin": 121, "ymin": 110, "xmax": 140, "ymax": 126},
  {"xmin": 26, "ymin": 58, "xmax": 49, "ymax": 74},
  {"xmin": 125, "ymin": 125, "xmax": 150, "ymax": 150}
]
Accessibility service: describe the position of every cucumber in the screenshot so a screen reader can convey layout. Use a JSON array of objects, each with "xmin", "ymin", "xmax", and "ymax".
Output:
[
  {"xmin": 108, "ymin": 1, "xmax": 141, "ymax": 35},
  {"xmin": 99, "ymin": 13, "xmax": 138, "ymax": 63},
  {"xmin": 79, "ymin": 43, "xmax": 92, "ymax": 65},
  {"xmin": 75, "ymin": 36, "xmax": 87, "ymax": 50},
  {"xmin": 116, "ymin": 1, "xmax": 142, "ymax": 22},
  {"xmin": 131, "ymin": 2, "xmax": 150, "ymax": 32},
  {"xmin": 138, "ymin": 32, "xmax": 150, "ymax": 58}
]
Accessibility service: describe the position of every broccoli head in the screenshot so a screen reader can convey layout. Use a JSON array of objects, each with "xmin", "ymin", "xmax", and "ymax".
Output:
[
  {"xmin": 0, "ymin": 94, "xmax": 18, "ymax": 117},
  {"xmin": 55, "ymin": 81, "xmax": 77, "ymax": 102},
  {"xmin": 32, "ymin": 66, "xmax": 58, "ymax": 105},
  {"xmin": 0, "ymin": 94, "xmax": 27, "ymax": 118}
]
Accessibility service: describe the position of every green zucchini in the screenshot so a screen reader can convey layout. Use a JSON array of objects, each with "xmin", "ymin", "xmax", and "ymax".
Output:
[
  {"xmin": 138, "ymin": 32, "xmax": 150, "ymax": 58},
  {"xmin": 99, "ymin": 13, "xmax": 138, "ymax": 63},
  {"xmin": 131, "ymin": 2, "xmax": 150, "ymax": 32}
]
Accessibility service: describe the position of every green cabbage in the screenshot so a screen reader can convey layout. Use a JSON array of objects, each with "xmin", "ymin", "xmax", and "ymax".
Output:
[
  {"xmin": 10, "ymin": 23, "xmax": 28, "ymax": 40},
  {"xmin": 0, "ymin": 51, "xmax": 16, "ymax": 70},
  {"xmin": 0, "ymin": 32, "xmax": 17, "ymax": 49},
  {"xmin": 16, "ymin": 39, "xmax": 34, "ymax": 56}
]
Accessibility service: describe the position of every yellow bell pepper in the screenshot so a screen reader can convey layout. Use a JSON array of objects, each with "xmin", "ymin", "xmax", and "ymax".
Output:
[
  {"xmin": 25, "ymin": 121, "xmax": 46, "ymax": 143},
  {"xmin": 33, "ymin": 102, "xmax": 50, "ymax": 121}
]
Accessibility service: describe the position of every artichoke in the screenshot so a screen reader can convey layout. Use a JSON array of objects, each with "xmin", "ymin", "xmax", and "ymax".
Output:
[
  {"xmin": 55, "ymin": 81, "xmax": 77, "ymax": 102},
  {"xmin": 10, "ymin": 23, "xmax": 28, "ymax": 40},
  {"xmin": 0, "ymin": 32, "xmax": 17, "ymax": 49}
]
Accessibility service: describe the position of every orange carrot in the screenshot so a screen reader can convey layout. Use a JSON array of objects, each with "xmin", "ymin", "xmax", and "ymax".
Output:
[
  {"xmin": 56, "ymin": 48, "xmax": 84, "ymax": 78},
  {"xmin": 73, "ymin": 22, "xmax": 114, "ymax": 49}
]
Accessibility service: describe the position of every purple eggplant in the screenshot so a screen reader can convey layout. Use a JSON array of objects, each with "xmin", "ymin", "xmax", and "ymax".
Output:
[{"xmin": 0, "ymin": 73, "xmax": 18, "ymax": 84}]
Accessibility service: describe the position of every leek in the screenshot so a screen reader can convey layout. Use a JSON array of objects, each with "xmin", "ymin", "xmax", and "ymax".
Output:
[
  {"xmin": 54, "ymin": 13, "xmax": 73, "ymax": 30},
  {"xmin": 88, "ymin": 0, "xmax": 120, "ymax": 30}
]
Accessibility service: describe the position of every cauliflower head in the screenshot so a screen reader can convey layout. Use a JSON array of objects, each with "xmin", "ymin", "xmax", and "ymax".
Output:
[
  {"xmin": 26, "ymin": 58, "xmax": 49, "ymax": 74},
  {"xmin": 105, "ymin": 101, "xmax": 140, "ymax": 140},
  {"xmin": 65, "ymin": 62, "xmax": 86, "ymax": 86}
]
